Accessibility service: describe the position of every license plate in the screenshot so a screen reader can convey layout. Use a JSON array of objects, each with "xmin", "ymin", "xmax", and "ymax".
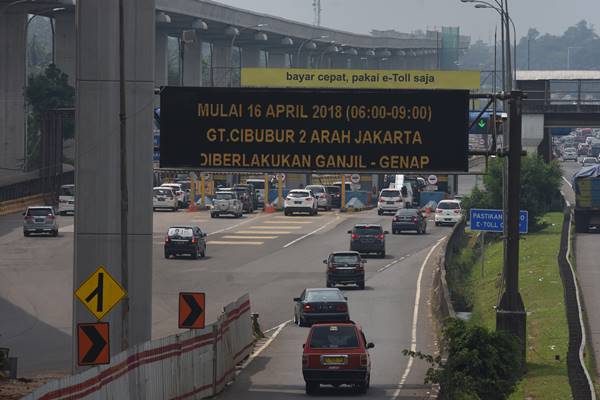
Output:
[
  {"xmin": 322, "ymin": 356, "xmax": 347, "ymax": 365},
  {"xmin": 34, "ymin": 218, "xmax": 44, "ymax": 223},
  {"xmin": 295, "ymin": 201, "xmax": 301, "ymax": 204},
  {"xmin": 387, "ymin": 201, "xmax": 394, "ymax": 205},
  {"xmin": 68, "ymin": 201, "xmax": 74, "ymax": 204},
  {"xmin": 158, "ymin": 197, "xmax": 165, "ymax": 201}
]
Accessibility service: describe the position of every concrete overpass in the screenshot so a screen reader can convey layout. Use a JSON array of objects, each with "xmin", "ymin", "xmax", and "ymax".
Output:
[{"xmin": 1, "ymin": 0, "xmax": 469, "ymax": 173}]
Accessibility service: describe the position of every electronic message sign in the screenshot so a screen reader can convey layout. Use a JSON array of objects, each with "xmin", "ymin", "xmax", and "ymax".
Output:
[{"xmin": 160, "ymin": 87, "xmax": 469, "ymax": 173}]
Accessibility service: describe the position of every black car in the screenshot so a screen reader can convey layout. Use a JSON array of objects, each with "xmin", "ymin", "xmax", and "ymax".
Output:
[
  {"xmin": 324, "ymin": 251, "xmax": 366, "ymax": 289},
  {"xmin": 325, "ymin": 185, "xmax": 341, "ymax": 208},
  {"xmin": 293, "ymin": 288, "xmax": 349, "ymax": 327},
  {"xmin": 164, "ymin": 225, "xmax": 207, "ymax": 259},
  {"xmin": 227, "ymin": 187, "xmax": 254, "ymax": 213},
  {"xmin": 348, "ymin": 224, "xmax": 388, "ymax": 258},
  {"xmin": 392, "ymin": 208, "xmax": 427, "ymax": 234}
]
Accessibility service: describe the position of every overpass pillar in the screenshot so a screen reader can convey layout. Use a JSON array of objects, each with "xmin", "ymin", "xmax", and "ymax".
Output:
[
  {"xmin": 268, "ymin": 50, "xmax": 291, "ymax": 68},
  {"xmin": 54, "ymin": 11, "xmax": 76, "ymax": 86},
  {"xmin": 331, "ymin": 55, "xmax": 349, "ymax": 69},
  {"xmin": 390, "ymin": 53, "xmax": 408, "ymax": 69},
  {"xmin": 0, "ymin": 10, "xmax": 26, "ymax": 171},
  {"xmin": 182, "ymin": 32, "xmax": 203, "ymax": 86},
  {"xmin": 241, "ymin": 47, "xmax": 262, "ymax": 68},
  {"xmin": 74, "ymin": 0, "xmax": 154, "ymax": 371},
  {"xmin": 295, "ymin": 52, "xmax": 312, "ymax": 68},
  {"xmin": 212, "ymin": 40, "xmax": 232, "ymax": 87},
  {"xmin": 522, "ymin": 114, "xmax": 544, "ymax": 156},
  {"xmin": 155, "ymin": 29, "xmax": 168, "ymax": 87}
]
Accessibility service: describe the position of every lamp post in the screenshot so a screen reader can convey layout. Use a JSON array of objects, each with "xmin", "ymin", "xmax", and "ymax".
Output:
[
  {"xmin": 295, "ymin": 35, "xmax": 328, "ymax": 68},
  {"xmin": 317, "ymin": 42, "xmax": 339, "ymax": 68},
  {"xmin": 228, "ymin": 23, "xmax": 268, "ymax": 86}
]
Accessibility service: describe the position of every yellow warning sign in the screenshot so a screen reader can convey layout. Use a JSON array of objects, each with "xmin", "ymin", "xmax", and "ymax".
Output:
[{"xmin": 75, "ymin": 266, "xmax": 126, "ymax": 320}]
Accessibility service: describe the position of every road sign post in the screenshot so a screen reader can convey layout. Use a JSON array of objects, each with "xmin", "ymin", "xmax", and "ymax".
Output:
[
  {"xmin": 341, "ymin": 175, "xmax": 346, "ymax": 211},
  {"xmin": 277, "ymin": 174, "xmax": 284, "ymax": 210}
]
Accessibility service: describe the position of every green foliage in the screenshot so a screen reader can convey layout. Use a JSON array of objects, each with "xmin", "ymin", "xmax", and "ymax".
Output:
[
  {"xmin": 404, "ymin": 319, "xmax": 523, "ymax": 400},
  {"xmin": 24, "ymin": 64, "xmax": 74, "ymax": 170},
  {"xmin": 460, "ymin": 155, "xmax": 562, "ymax": 231},
  {"xmin": 445, "ymin": 235, "xmax": 478, "ymax": 311}
]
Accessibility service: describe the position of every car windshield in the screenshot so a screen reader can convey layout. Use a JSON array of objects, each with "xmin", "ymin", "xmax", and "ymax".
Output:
[
  {"xmin": 306, "ymin": 290, "xmax": 345, "ymax": 302},
  {"xmin": 246, "ymin": 180, "xmax": 264, "ymax": 189},
  {"xmin": 60, "ymin": 186, "xmax": 75, "ymax": 196},
  {"xmin": 154, "ymin": 188, "xmax": 173, "ymax": 197},
  {"xmin": 380, "ymin": 190, "xmax": 400, "ymax": 198},
  {"xmin": 354, "ymin": 226, "xmax": 382, "ymax": 235},
  {"xmin": 27, "ymin": 208, "xmax": 53, "ymax": 216},
  {"xmin": 215, "ymin": 192, "xmax": 233, "ymax": 200},
  {"xmin": 306, "ymin": 186, "xmax": 324, "ymax": 194},
  {"xmin": 438, "ymin": 202, "xmax": 460, "ymax": 210},
  {"xmin": 332, "ymin": 254, "xmax": 360, "ymax": 264},
  {"xmin": 396, "ymin": 209, "xmax": 419, "ymax": 216},
  {"xmin": 288, "ymin": 191, "xmax": 310, "ymax": 198},
  {"xmin": 309, "ymin": 326, "xmax": 359, "ymax": 349},
  {"xmin": 167, "ymin": 227, "xmax": 193, "ymax": 237},
  {"xmin": 325, "ymin": 186, "xmax": 340, "ymax": 194}
]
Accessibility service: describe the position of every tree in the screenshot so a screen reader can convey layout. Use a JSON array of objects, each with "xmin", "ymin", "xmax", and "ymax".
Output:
[{"xmin": 25, "ymin": 64, "xmax": 74, "ymax": 170}]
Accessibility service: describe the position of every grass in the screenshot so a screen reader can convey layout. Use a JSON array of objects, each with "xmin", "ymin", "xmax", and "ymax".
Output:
[{"xmin": 468, "ymin": 212, "xmax": 572, "ymax": 400}]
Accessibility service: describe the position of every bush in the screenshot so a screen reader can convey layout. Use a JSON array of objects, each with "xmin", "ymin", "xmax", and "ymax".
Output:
[
  {"xmin": 405, "ymin": 319, "xmax": 523, "ymax": 400},
  {"xmin": 445, "ymin": 235, "xmax": 478, "ymax": 311}
]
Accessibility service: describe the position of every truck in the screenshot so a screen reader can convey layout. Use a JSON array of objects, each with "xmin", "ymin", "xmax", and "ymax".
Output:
[{"xmin": 573, "ymin": 165, "xmax": 600, "ymax": 233}]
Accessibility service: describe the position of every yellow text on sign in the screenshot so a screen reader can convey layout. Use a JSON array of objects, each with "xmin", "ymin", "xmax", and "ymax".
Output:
[
  {"xmin": 241, "ymin": 68, "xmax": 481, "ymax": 90},
  {"xmin": 75, "ymin": 266, "xmax": 126, "ymax": 320}
]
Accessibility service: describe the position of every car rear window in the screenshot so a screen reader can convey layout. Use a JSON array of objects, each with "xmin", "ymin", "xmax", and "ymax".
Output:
[
  {"xmin": 215, "ymin": 192, "xmax": 233, "ymax": 200},
  {"xmin": 167, "ymin": 227, "xmax": 193, "ymax": 237},
  {"xmin": 332, "ymin": 254, "xmax": 360, "ymax": 263},
  {"xmin": 309, "ymin": 326, "xmax": 359, "ymax": 349},
  {"xmin": 154, "ymin": 188, "xmax": 173, "ymax": 197},
  {"xmin": 60, "ymin": 186, "xmax": 75, "ymax": 196},
  {"xmin": 396, "ymin": 208, "xmax": 419, "ymax": 216},
  {"xmin": 288, "ymin": 191, "xmax": 310, "ymax": 198},
  {"xmin": 306, "ymin": 290, "xmax": 345, "ymax": 301},
  {"xmin": 27, "ymin": 208, "xmax": 53, "ymax": 216},
  {"xmin": 438, "ymin": 202, "xmax": 460, "ymax": 210},
  {"xmin": 380, "ymin": 190, "xmax": 400, "ymax": 198},
  {"xmin": 325, "ymin": 186, "xmax": 340, "ymax": 194},
  {"xmin": 306, "ymin": 186, "xmax": 324, "ymax": 194},
  {"xmin": 354, "ymin": 226, "xmax": 382, "ymax": 235},
  {"xmin": 246, "ymin": 180, "xmax": 264, "ymax": 189}
]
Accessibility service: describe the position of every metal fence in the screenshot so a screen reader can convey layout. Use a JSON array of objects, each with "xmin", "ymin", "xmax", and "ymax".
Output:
[{"xmin": 23, "ymin": 294, "xmax": 253, "ymax": 400}]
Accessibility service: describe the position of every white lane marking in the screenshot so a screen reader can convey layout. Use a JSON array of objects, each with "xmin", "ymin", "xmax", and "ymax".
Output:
[
  {"xmin": 207, "ymin": 215, "xmax": 262, "ymax": 236},
  {"xmin": 392, "ymin": 238, "xmax": 444, "ymax": 399},
  {"xmin": 562, "ymin": 176, "xmax": 573, "ymax": 188},
  {"xmin": 222, "ymin": 235, "xmax": 279, "ymax": 240},
  {"xmin": 206, "ymin": 240, "xmax": 264, "ymax": 245},
  {"xmin": 236, "ymin": 230, "xmax": 291, "ymax": 235},
  {"xmin": 263, "ymin": 221, "xmax": 313, "ymax": 224},
  {"xmin": 248, "ymin": 225, "xmax": 302, "ymax": 230},
  {"xmin": 377, "ymin": 256, "xmax": 407, "ymax": 273},
  {"xmin": 239, "ymin": 320, "xmax": 290, "ymax": 372},
  {"xmin": 283, "ymin": 216, "xmax": 341, "ymax": 248},
  {"xmin": 61, "ymin": 224, "xmax": 74, "ymax": 232},
  {"xmin": 264, "ymin": 319, "xmax": 293, "ymax": 334}
]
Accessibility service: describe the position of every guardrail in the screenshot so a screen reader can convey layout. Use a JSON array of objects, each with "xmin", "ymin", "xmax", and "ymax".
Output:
[
  {"xmin": 0, "ymin": 193, "xmax": 51, "ymax": 216},
  {"xmin": 23, "ymin": 294, "xmax": 254, "ymax": 400},
  {"xmin": 0, "ymin": 170, "xmax": 74, "ymax": 203}
]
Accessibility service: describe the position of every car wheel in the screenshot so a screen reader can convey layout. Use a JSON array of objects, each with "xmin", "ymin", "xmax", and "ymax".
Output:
[
  {"xmin": 23, "ymin": 231, "xmax": 29, "ymax": 237},
  {"xmin": 380, "ymin": 251, "xmax": 386, "ymax": 258},
  {"xmin": 435, "ymin": 221, "xmax": 440, "ymax": 226},
  {"xmin": 52, "ymin": 229, "xmax": 58, "ymax": 237},
  {"xmin": 326, "ymin": 280, "xmax": 332, "ymax": 288},
  {"xmin": 377, "ymin": 209, "xmax": 383, "ymax": 215},
  {"xmin": 200, "ymin": 248, "xmax": 206, "ymax": 258},
  {"xmin": 358, "ymin": 280, "xmax": 365, "ymax": 290},
  {"xmin": 191, "ymin": 248, "xmax": 198, "ymax": 259},
  {"xmin": 357, "ymin": 379, "xmax": 368, "ymax": 394},
  {"xmin": 293, "ymin": 312, "xmax": 298, "ymax": 325},
  {"xmin": 299, "ymin": 316, "xmax": 307, "ymax": 327},
  {"xmin": 313, "ymin": 208, "xmax": 318, "ymax": 216},
  {"xmin": 164, "ymin": 251, "xmax": 170, "ymax": 259},
  {"xmin": 423, "ymin": 225, "xmax": 427, "ymax": 234},
  {"xmin": 305, "ymin": 381, "xmax": 319, "ymax": 395}
]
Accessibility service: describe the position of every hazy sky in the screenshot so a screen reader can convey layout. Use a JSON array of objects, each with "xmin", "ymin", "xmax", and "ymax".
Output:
[{"xmin": 214, "ymin": 0, "xmax": 599, "ymax": 43}]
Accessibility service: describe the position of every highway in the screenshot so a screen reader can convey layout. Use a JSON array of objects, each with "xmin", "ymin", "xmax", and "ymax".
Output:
[{"xmin": 0, "ymin": 206, "xmax": 450, "ymax": 397}]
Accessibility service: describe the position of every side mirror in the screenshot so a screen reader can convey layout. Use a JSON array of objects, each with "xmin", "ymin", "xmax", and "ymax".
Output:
[
  {"xmin": 347, "ymin": 230, "xmax": 352, "ymax": 234},
  {"xmin": 293, "ymin": 297, "xmax": 301, "ymax": 302},
  {"xmin": 344, "ymin": 296, "xmax": 348, "ymax": 300},
  {"xmin": 323, "ymin": 260, "xmax": 327, "ymax": 264},
  {"xmin": 203, "ymin": 233, "xmax": 207, "ymax": 237},
  {"xmin": 22, "ymin": 212, "xmax": 26, "ymax": 216},
  {"xmin": 383, "ymin": 230, "xmax": 390, "ymax": 235},
  {"xmin": 366, "ymin": 342, "xmax": 375, "ymax": 349},
  {"xmin": 302, "ymin": 343, "xmax": 305, "ymax": 348}
]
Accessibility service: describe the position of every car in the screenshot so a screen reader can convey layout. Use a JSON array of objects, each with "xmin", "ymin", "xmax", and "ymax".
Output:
[
  {"xmin": 23, "ymin": 206, "xmax": 58, "ymax": 237},
  {"xmin": 377, "ymin": 188, "xmax": 403, "ymax": 215},
  {"xmin": 160, "ymin": 183, "xmax": 187, "ymax": 208},
  {"xmin": 563, "ymin": 148, "xmax": 578, "ymax": 161},
  {"xmin": 348, "ymin": 224, "xmax": 388, "ymax": 257},
  {"xmin": 392, "ymin": 208, "xmax": 427, "ymax": 234},
  {"xmin": 325, "ymin": 185, "xmax": 342, "ymax": 208},
  {"xmin": 284, "ymin": 189, "xmax": 318, "ymax": 216},
  {"xmin": 233, "ymin": 183, "xmax": 258, "ymax": 209},
  {"xmin": 245, "ymin": 178, "xmax": 273, "ymax": 207},
  {"xmin": 434, "ymin": 200, "xmax": 463, "ymax": 226},
  {"xmin": 302, "ymin": 321, "xmax": 373, "ymax": 395},
  {"xmin": 164, "ymin": 225, "xmax": 207, "ymax": 259},
  {"xmin": 58, "ymin": 184, "xmax": 75, "ymax": 215},
  {"xmin": 305, "ymin": 185, "xmax": 332, "ymax": 210},
  {"xmin": 153, "ymin": 186, "xmax": 178, "ymax": 211},
  {"xmin": 581, "ymin": 156, "xmax": 598, "ymax": 167},
  {"xmin": 211, "ymin": 191, "xmax": 243, "ymax": 218},
  {"xmin": 228, "ymin": 186, "xmax": 255, "ymax": 213},
  {"xmin": 324, "ymin": 251, "xmax": 366, "ymax": 289},
  {"xmin": 293, "ymin": 288, "xmax": 349, "ymax": 327}
]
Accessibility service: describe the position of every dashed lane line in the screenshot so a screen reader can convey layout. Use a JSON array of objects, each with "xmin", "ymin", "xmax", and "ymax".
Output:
[
  {"xmin": 377, "ymin": 255, "xmax": 408, "ymax": 273},
  {"xmin": 222, "ymin": 235, "xmax": 279, "ymax": 240},
  {"xmin": 236, "ymin": 230, "xmax": 292, "ymax": 235},
  {"xmin": 263, "ymin": 221, "xmax": 313, "ymax": 224},
  {"xmin": 283, "ymin": 215, "xmax": 341, "ymax": 248},
  {"xmin": 206, "ymin": 240, "xmax": 264, "ymax": 245},
  {"xmin": 248, "ymin": 225, "xmax": 302, "ymax": 230}
]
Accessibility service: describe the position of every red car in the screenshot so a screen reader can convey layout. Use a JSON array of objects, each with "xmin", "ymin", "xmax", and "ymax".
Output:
[{"xmin": 302, "ymin": 322, "xmax": 374, "ymax": 395}]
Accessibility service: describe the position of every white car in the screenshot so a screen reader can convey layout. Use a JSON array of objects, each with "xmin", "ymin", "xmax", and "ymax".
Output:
[
  {"xmin": 305, "ymin": 185, "xmax": 332, "ymax": 210},
  {"xmin": 434, "ymin": 200, "xmax": 463, "ymax": 226},
  {"xmin": 563, "ymin": 148, "xmax": 578, "ymax": 161},
  {"xmin": 58, "ymin": 184, "xmax": 75, "ymax": 215},
  {"xmin": 160, "ymin": 183, "xmax": 186, "ymax": 208},
  {"xmin": 377, "ymin": 188, "xmax": 403, "ymax": 215},
  {"xmin": 581, "ymin": 157, "xmax": 598, "ymax": 167},
  {"xmin": 284, "ymin": 189, "xmax": 318, "ymax": 216},
  {"xmin": 211, "ymin": 191, "xmax": 243, "ymax": 218},
  {"xmin": 153, "ymin": 187, "xmax": 178, "ymax": 211}
]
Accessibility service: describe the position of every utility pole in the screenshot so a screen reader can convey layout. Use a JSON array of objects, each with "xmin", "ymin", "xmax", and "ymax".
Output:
[{"xmin": 312, "ymin": 0, "xmax": 321, "ymax": 26}]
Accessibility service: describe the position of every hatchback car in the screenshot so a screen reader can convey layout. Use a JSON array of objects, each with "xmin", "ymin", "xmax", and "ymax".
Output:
[
  {"xmin": 293, "ymin": 288, "xmax": 349, "ymax": 327},
  {"xmin": 211, "ymin": 191, "xmax": 243, "ymax": 218},
  {"xmin": 23, "ymin": 206, "xmax": 58, "ymax": 237},
  {"xmin": 153, "ymin": 187, "xmax": 178, "ymax": 211},
  {"xmin": 377, "ymin": 188, "xmax": 403, "ymax": 215},
  {"xmin": 325, "ymin": 185, "xmax": 341, "ymax": 208},
  {"xmin": 284, "ymin": 189, "xmax": 318, "ymax": 216},
  {"xmin": 348, "ymin": 224, "xmax": 388, "ymax": 257},
  {"xmin": 302, "ymin": 322, "xmax": 373, "ymax": 394},
  {"xmin": 434, "ymin": 200, "xmax": 463, "ymax": 226},
  {"xmin": 164, "ymin": 226, "xmax": 207, "ymax": 259},
  {"xmin": 324, "ymin": 251, "xmax": 366, "ymax": 289},
  {"xmin": 392, "ymin": 208, "xmax": 427, "ymax": 234},
  {"xmin": 306, "ymin": 185, "xmax": 332, "ymax": 210}
]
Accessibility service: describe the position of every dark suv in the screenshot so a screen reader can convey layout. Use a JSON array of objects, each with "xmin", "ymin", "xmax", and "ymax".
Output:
[
  {"xmin": 392, "ymin": 208, "xmax": 427, "ymax": 234},
  {"xmin": 325, "ymin": 185, "xmax": 341, "ymax": 208},
  {"xmin": 227, "ymin": 186, "xmax": 254, "ymax": 213},
  {"xmin": 164, "ymin": 225, "xmax": 207, "ymax": 259},
  {"xmin": 348, "ymin": 224, "xmax": 388, "ymax": 258},
  {"xmin": 324, "ymin": 251, "xmax": 366, "ymax": 289},
  {"xmin": 233, "ymin": 183, "xmax": 258, "ymax": 209}
]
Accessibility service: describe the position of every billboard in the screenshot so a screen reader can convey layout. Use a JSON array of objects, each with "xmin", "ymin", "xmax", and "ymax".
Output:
[{"xmin": 160, "ymin": 87, "xmax": 469, "ymax": 173}]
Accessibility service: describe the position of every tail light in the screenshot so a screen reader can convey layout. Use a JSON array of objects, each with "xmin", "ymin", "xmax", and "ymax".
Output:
[
  {"xmin": 191, "ymin": 238, "xmax": 197, "ymax": 244},
  {"xmin": 412, "ymin": 216, "xmax": 418, "ymax": 222},
  {"xmin": 24, "ymin": 216, "xmax": 32, "ymax": 221},
  {"xmin": 453, "ymin": 209, "xmax": 461, "ymax": 214},
  {"xmin": 376, "ymin": 234, "xmax": 385, "ymax": 240},
  {"xmin": 48, "ymin": 215, "xmax": 55, "ymax": 220},
  {"xmin": 165, "ymin": 236, "xmax": 170, "ymax": 243},
  {"xmin": 305, "ymin": 197, "xmax": 312, "ymax": 201},
  {"xmin": 435, "ymin": 208, "xmax": 442, "ymax": 214},
  {"xmin": 336, "ymin": 303, "xmax": 348, "ymax": 312},
  {"xmin": 360, "ymin": 354, "xmax": 369, "ymax": 367},
  {"xmin": 378, "ymin": 198, "xmax": 385, "ymax": 203},
  {"xmin": 303, "ymin": 304, "xmax": 314, "ymax": 313},
  {"xmin": 351, "ymin": 233, "xmax": 359, "ymax": 239},
  {"xmin": 356, "ymin": 264, "xmax": 364, "ymax": 272},
  {"xmin": 393, "ymin": 216, "xmax": 400, "ymax": 222},
  {"xmin": 302, "ymin": 355, "xmax": 309, "ymax": 367}
]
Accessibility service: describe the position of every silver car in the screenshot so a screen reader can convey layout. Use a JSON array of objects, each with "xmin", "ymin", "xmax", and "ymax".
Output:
[
  {"xmin": 23, "ymin": 206, "xmax": 58, "ymax": 237},
  {"xmin": 211, "ymin": 191, "xmax": 243, "ymax": 218}
]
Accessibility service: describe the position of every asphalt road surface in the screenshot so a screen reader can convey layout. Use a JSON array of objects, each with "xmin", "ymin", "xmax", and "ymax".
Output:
[{"xmin": 0, "ymin": 205, "xmax": 452, "ymax": 389}]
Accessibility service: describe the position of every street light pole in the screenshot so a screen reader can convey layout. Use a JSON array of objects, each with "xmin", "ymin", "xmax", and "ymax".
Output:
[
  {"xmin": 295, "ymin": 35, "xmax": 328, "ymax": 68},
  {"xmin": 229, "ymin": 23, "xmax": 267, "ymax": 86}
]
